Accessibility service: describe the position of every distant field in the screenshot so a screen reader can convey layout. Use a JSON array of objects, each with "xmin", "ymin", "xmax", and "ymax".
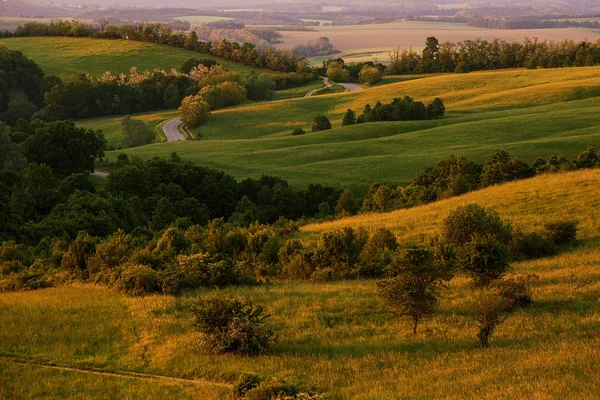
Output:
[
  {"xmin": 97, "ymin": 67, "xmax": 600, "ymax": 187},
  {"xmin": 174, "ymin": 15, "xmax": 233, "ymax": 24},
  {"xmin": 272, "ymin": 21, "xmax": 600, "ymax": 63},
  {"xmin": 2, "ymin": 170, "xmax": 599, "ymax": 399},
  {"xmin": 1, "ymin": 37, "xmax": 270, "ymax": 81}
]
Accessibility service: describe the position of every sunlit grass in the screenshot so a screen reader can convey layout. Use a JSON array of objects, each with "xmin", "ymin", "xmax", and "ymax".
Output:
[
  {"xmin": 1, "ymin": 171, "xmax": 599, "ymax": 398},
  {"xmin": 1, "ymin": 37, "xmax": 272, "ymax": 81}
]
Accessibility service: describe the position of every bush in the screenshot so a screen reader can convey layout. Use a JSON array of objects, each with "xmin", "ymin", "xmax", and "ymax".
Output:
[
  {"xmin": 194, "ymin": 293, "xmax": 276, "ymax": 355},
  {"xmin": 291, "ymin": 128, "xmax": 305, "ymax": 136},
  {"xmin": 442, "ymin": 204, "xmax": 513, "ymax": 247},
  {"xmin": 0, "ymin": 268, "xmax": 52, "ymax": 292},
  {"xmin": 115, "ymin": 264, "xmax": 161, "ymax": 296},
  {"xmin": 234, "ymin": 373, "xmax": 262, "ymax": 398},
  {"xmin": 509, "ymin": 230, "xmax": 557, "ymax": 260},
  {"xmin": 543, "ymin": 220, "xmax": 578, "ymax": 246},
  {"xmin": 311, "ymin": 115, "xmax": 332, "ymax": 132},
  {"xmin": 456, "ymin": 234, "xmax": 511, "ymax": 287},
  {"xmin": 469, "ymin": 290, "xmax": 509, "ymax": 347},
  {"xmin": 237, "ymin": 376, "xmax": 326, "ymax": 400},
  {"xmin": 492, "ymin": 273, "xmax": 539, "ymax": 309}
]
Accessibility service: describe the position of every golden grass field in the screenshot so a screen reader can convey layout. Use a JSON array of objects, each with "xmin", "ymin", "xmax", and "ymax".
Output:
[{"xmin": 1, "ymin": 170, "xmax": 599, "ymax": 399}]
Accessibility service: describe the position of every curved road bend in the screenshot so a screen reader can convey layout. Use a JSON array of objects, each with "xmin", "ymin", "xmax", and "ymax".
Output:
[
  {"xmin": 305, "ymin": 77, "xmax": 333, "ymax": 97},
  {"xmin": 162, "ymin": 117, "xmax": 184, "ymax": 142},
  {"xmin": 339, "ymin": 83, "xmax": 363, "ymax": 92}
]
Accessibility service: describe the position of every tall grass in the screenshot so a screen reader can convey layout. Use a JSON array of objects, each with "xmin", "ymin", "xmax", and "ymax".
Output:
[{"xmin": 1, "ymin": 171, "xmax": 599, "ymax": 398}]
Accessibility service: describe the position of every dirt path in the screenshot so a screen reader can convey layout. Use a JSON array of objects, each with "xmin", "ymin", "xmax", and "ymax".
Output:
[
  {"xmin": 162, "ymin": 117, "xmax": 184, "ymax": 142},
  {"xmin": 339, "ymin": 82, "xmax": 363, "ymax": 92},
  {"xmin": 91, "ymin": 170, "xmax": 109, "ymax": 179},
  {"xmin": 304, "ymin": 77, "xmax": 332, "ymax": 97},
  {"xmin": 0, "ymin": 355, "xmax": 232, "ymax": 389}
]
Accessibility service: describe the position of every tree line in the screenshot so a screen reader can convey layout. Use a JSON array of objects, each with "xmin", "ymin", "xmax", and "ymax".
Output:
[
  {"xmin": 387, "ymin": 36, "xmax": 600, "ymax": 74},
  {"xmin": 0, "ymin": 47, "xmax": 306, "ymax": 123},
  {"xmin": 2, "ymin": 20, "xmax": 310, "ymax": 74},
  {"xmin": 468, "ymin": 16, "xmax": 600, "ymax": 30}
]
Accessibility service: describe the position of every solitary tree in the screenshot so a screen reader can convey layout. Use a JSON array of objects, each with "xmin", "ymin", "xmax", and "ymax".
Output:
[
  {"xmin": 358, "ymin": 65, "xmax": 381, "ymax": 85},
  {"xmin": 178, "ymin": 95, "xmax": 211, "ymax": 127},
  {"xmin": 312, "ymin": 115, "xmax": 332, "ymax": 132},
  {"xmin": 377, "ymin": 246, "xmax": 453, "ymax": 334},
  {"xmin": 342, "ymin": 109, "xmax": 356, "ymax": 126},
  {"xmin": 121, "ymin": 115, "xmax": 154, "ymax": 148}
]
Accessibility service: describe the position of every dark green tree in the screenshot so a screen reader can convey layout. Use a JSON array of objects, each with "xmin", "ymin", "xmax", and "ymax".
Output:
[
  {"xmin": 342, "ymin": 109, "xmax": 356, "ymax": 126},
  {"xmin": 311, "ymin": 115, "xmax": 332, "ymax": 132}
]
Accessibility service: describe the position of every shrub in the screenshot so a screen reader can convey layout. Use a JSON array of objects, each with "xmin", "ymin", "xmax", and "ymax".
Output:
[
  {"xmin": 469, "ymin": 290, "xmax": 509, "ymax": 347},
  {"xmin": 492, "ymin": 273, "xmax": 539, "ymax": 309},
  {"xmin": 291, "ymin": 128, "xmax": 305, "ymax": 136},
  {"xmin": 313, "ymin": 227, "xmax": 368, "ymax": 279},
  {"xmin": 456, "ymin": 234, "xmax": 511, "ymax": 287},
  {"xmin": 442, "ymin": 204, "xmax": 513, "ymax": 247},
  {"xmin": 234, "ymin": 373, "xmax": 262, "ymax": 398},
  {"xmin": 543, "ymin": 220, "xmax": 578, "ymax": 246},
  {"xmin": 115, "ymin": 264, "xmax": 161, "ymax": 296},
  {"xmin": 311, "ymin": 115, "xmax": 332, "ymax": 132},
  {"xmin": 509, "ymin": 230, "xmax": 557, "ymax": 260},
  {"xmin": 0, "ymin": 268, "xmax": 52, "ymax": 292},
  {"xmin": 194, "ymin": 293, "xmax": 276, "ymax": 355}
]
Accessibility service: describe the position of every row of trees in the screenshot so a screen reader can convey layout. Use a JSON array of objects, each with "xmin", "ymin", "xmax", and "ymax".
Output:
[
  {"xmin": 342, "ymin": 97, "xmax": 446, "ymax": 126},
  {"xmin": 468, "ymin": 16, "xmax": 600, "ymax": 30},
  {"xmin": 335, "ymin": 147, "xmax": 600, "ymax": 217},
  {"xmin": 388, "ymin": 36, "xmax": 600, "ymax": 74},
  {"xmin": 5, "ymin": 20, "xmax": 310, "ymax": 74}
]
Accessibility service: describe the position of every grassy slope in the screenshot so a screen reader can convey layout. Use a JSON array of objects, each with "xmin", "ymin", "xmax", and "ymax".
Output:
[
  {"xmin": 1, "ymin": 37, "xmax": 272, "ymax": 81},
  {"xmin": 104, "ymin": 66, "xmax": 600, "ymax": 186},
  {"xmin": 1, "ymin": 170, "xmax": 599, "ymax": 399}
]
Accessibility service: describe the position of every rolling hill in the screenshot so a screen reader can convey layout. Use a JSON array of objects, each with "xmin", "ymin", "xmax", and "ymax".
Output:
[
  {"xmin": 97, "ymin": 66, "xmax": 600, "ymax": 186},
  {"xmin": 2, "ymin": 169, "xmax": 599, "ymax": 399},
  {"xmin": 1, "ymin": 37, "xmax": 277, "ymax": 81}
]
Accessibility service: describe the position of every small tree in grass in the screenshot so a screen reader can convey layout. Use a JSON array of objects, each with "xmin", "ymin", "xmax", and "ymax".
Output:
[
  {"xmin": 377, "ymin": 246, "xmax": 453, "ymax": 335},
  {"xmin": 194, "ymin": 292, "xmax": 276, "ymax": 355},
  {"xmin": 311, "ymin": 115, "xmax": 332, "ymax": 132},
  {"xmin": 178, "ymin": 94, "xmax": 211, "ymax": 127},
  {"xmin": 469, "ymin": 290, "xmax": 510, "ymax": 347},
  {"xmin": 341, "ymin": 109, "xmax": 356, "ymax": 126}
]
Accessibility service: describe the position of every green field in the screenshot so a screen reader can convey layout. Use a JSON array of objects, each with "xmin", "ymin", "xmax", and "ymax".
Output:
[
  {"xmin": 1, "ymin": 37, "xmax": 271, "ymax": 81},
  {"xmin": 93, "ymin": 67, "xmax": 600, "ymax": 187},
  {"xmin": 2, "ymin": 170, "xmax": 599, "ymax": 399}
]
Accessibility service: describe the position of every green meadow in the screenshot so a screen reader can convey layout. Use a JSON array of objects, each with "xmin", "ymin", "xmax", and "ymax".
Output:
[
  {"xmin": 1, "ymin": 170, "xmax": 599, "ymax": 399},
  {"xmin": 1, "ymin": 37, "xmax": 272, "ymax": 81},
  {"xmin": 91, "ymin": 67, "xmax": 600, "ymax": 186}
]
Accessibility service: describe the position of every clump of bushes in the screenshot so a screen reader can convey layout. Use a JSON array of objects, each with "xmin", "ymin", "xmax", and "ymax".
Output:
[
  {"xmin": 311, "ymin": 115, "xmax": 332, "ymax": 132},
  {"xmin": 115, "ymin": 264, "xmax": 161, "ymax": 297},
  {"xmin": 291, "ymin": 128, "xmax": 305, "ymax": 136},
  {"xmin": 354, "ymin": 96, "xmax": 445, "ymax": 124},
  {"xmin": 193, "ymin": 293, "xmax": 276, "ymax": 355},
  {"xmin": 233, "ymin": 373, "xmax": 326, "ymax": 400}
]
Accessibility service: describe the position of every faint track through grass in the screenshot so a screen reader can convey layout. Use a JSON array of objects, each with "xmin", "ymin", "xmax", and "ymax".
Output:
[{"xmin": 0, "ymin": 355, "xmax": 232, "ymax": 389}]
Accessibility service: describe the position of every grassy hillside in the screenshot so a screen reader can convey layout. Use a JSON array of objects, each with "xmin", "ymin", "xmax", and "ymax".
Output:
[
  {"xmin": 301, "ymin": 169, "xmax": 600, "ymax": 243},
  {"xmin": 100, "ymin": 66, "xmax": 600, "ymax": 186},
  {"xmin": 2, "ymin": 170, "xmax": 599, "ymax": 399},
  {"xmin": 1, "ymin": 37, "xmax": 272, "ymax": 81}
]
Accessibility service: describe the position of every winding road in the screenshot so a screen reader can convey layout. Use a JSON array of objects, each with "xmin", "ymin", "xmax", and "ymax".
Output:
[
  {"xmin": 162, "ymin": 117, "xmax": 184, "ymax": 142},
  {"xmin": 304, "ymin": 77, "xmax": 363, "ymax": 97}
]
